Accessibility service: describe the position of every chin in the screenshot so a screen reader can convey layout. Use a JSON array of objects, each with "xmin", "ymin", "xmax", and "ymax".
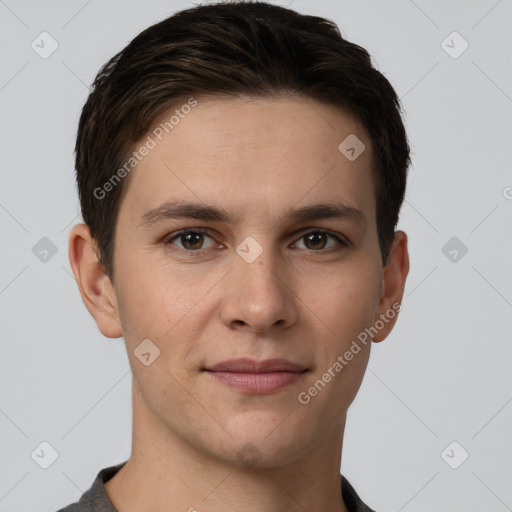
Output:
[{"xmin": 220, "ymin": 417, "xmax": 313, "ymax": 468}]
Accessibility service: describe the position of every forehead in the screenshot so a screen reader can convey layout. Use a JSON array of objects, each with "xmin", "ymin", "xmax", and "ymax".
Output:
[{"xmin": 120, "ymin": 95, "xmax": 376, "ymax": 227}]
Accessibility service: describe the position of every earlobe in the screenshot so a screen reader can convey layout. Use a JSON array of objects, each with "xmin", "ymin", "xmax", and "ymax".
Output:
[
  {"xmin": 372, "ymin": 230, "xmax": 409, "ymax": 343},
  {"xmin": 68, "ymin": 223, "xmax": 123, "ymax": 339}
]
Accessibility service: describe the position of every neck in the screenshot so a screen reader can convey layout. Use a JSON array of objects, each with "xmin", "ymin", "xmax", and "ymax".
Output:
[{"xmin": 105, "ymin": 382, "xmax": 350, "ymax": 512}]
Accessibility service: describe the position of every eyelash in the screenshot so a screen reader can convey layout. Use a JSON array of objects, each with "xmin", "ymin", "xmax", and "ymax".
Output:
[{"xmin": 162, "ymin": 228, "xmax": 349, "ymax": 253}]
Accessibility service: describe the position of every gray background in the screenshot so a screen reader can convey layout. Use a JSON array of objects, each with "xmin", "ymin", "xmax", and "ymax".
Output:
[{"xmin": 1, "ymin": 0, "xmax": 511, "ymax": 511}]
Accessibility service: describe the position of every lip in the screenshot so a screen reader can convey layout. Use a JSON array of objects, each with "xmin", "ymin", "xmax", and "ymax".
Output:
[
  {"xmin": 204, "ymin": 358, "xmax": 307, "ymax": 373},
  {"xmin": 203, "ymin": 358, "xmax": 308, "ymax": 394}
]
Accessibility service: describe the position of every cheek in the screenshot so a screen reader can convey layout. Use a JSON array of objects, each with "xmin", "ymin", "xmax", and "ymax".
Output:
[
  {"xmin": 131, "ymin": 360, "xmax": 201, "ymax": 434},
  {"xmin": 113, "ymin": 255, "xmax": 223, "ymax": 383},
  {"xmin": 114, "ymin": 252, "xmax": 189, "ymax": 336},
  {"xmin": 302, "ymin": 262, "xmax": 382, "ymax": 341}
]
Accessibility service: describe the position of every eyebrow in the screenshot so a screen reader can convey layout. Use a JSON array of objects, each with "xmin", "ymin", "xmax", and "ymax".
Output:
[{"xmin": 137, "ymin": 200, "xmax": 367, "ymax": 229}]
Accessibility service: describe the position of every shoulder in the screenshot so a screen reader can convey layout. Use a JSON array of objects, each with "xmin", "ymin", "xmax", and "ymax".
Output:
[
  {"xmin": 55, "ymin": 505, "xmax": 79, "ymax": 512},
  {"xmin": 341, "ymin": 474, "xmax": 377, "ymax": 512},
  {"xmin": 54, "ymin": 461, "xmax": 127, "ymax": 512},
  {"xmin": 55, "ymin": 504, "xmax": 81, "ymax": 512}
]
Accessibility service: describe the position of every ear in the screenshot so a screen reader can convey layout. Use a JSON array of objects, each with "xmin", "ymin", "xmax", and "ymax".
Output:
[
  {"xmin": 372, "ymin": 230, "xmax": 409, "ymax": 343},
  {"xmin": 68, "ymin": 223, "xmax": 123, "ymax": 338}
]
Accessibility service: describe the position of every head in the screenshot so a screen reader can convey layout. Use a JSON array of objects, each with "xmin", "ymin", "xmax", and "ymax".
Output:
[{"xmin": 69, "ymin": 1, "xmax": 410, "ymax": 468}]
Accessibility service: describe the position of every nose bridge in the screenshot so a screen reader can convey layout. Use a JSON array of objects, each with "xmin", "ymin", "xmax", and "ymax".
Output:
[{"xmin": 221, "ymin": 235, "xmax": 298, "ymax": 332}]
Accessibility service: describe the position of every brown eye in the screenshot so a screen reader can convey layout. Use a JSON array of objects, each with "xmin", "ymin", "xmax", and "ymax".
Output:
[
  {"xmin": 303, "ymin": 232, "xmax": 328, "ymax": 250},
  {"xmin": 179, "ymin": 232, "xmax": 204, "ymax": 250},
  {"xmin": 294, "ymin": 230, "xmax": 348, "ymax": 251},
  {"xmin": 164, "ymin": 230, "xmax": 216, "ymax": 251}
]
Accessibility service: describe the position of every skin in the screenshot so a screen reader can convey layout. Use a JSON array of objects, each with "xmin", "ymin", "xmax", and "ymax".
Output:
[{"xmin": 69, "ymin": 95, "xmax": 409, "ymax": 512}]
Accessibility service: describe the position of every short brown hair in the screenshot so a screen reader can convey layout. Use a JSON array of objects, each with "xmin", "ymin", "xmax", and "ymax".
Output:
[{"xmin": 75, "ymin": 0, "xmax": 410, "ymax": 281}]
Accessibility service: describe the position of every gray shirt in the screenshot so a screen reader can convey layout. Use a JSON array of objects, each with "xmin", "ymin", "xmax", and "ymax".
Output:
[{"xmin": 56, "ymin": 461, "xmax": 376, "ymax": 512}]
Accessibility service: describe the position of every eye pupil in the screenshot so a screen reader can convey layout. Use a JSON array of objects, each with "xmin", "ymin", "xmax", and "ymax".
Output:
[
  {"xmin": 305, "ymin": 232, "xmax": 327, "ymax": 250},
  {"xmin": 182, "ymin": 232, "xmax": 203, "ymax": 250}
]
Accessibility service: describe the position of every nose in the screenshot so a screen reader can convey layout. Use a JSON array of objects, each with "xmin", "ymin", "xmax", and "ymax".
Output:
[{"xmin": 220, "ymin": 244, "xmax": 299, "ymax": 333}]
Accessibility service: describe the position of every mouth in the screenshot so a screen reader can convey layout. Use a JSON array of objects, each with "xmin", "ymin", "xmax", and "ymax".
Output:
[{"xmin": 203, "ymin": 358, "xmax": 309, "ymax": 394}]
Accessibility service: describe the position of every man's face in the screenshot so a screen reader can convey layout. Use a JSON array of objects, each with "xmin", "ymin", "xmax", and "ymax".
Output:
[{"xmin": 109, "ymin": 96, "xmax": 395, "ymax": 466}]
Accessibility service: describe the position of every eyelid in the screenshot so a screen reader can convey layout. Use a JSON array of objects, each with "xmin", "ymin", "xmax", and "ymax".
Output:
[
  {"xmin": 163, "ymin": 228, "xmax": 218, "ymax": 246},
  {"xmin": 163, "ymin": 227, "xmax": 350, "ymax": 251},
  {"xmin": 292, "ymin": 227, "xmax": 350, "ymax": 248}
]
